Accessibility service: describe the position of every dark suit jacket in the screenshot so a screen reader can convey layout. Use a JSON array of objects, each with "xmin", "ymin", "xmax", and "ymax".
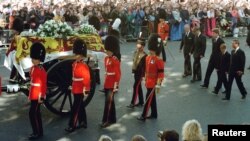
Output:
[
  {"xmin": 180, "ymin": 9, "xmax": 190, "ymax": 21},
  {"xmin": 191, "ymin": 34, "xmax": 206, "ymax": 58},
  {"xmin": 180, "ymin": 32, "xmax": 195, "ymax": 54},
  {"xmin": 211, "ymin": 37, "xmax": 225, "ymax": 68},
  {"xmin": 220, "ymin": 51, "xmax": 231, "ymax": 72},
  {"xmin": 229, "ymin": 48, "xmax": 246, "ymax": 74}
]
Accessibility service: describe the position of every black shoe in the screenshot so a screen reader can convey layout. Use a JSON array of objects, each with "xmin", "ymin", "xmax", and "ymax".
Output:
[
  {"xmin": 77, "ymin": 123, "xmax": 87, "ymax": 129},
  {"xmin": 200, "ymin": 84, "xmax": 208, "ymax": 89},
  {"xmin": 146, "ymin": 115, "xmax": 157, "ymax": 119},
  {"xmin": 222, "ymin": 98, "xmax": 230, "ymax": 101},
  {"xmin": 100, "ymin": 122, "xmax": 112, "ymax": 128},
  {"xmin": 65, "ymin": 127, "xmax": 75, "ymax": 133},
  {"xmin": 134, "ymin": 103, "xmax": 144, "ymax": 107},
  {"xmin": 197, "ymin": 79, "xmax": 202, "ymax": 81},
  {"xmin": 241, "ymin": 95, "xmax": 246, "ymax": 100},
  {"xmin": 126, "ymin": 104, "xmax": 135, "ymax": 108},
  {"xmin": 99, "ymin": 89, "xmax": 105, "ymax": 93},
  {"xmin": 28, "ymin": 134, "xmax": 41, "ymax": 140},
  {"xmin": 212, "ymin": 91, "xmax": 218, "ymax": 95},
  {"xmin": 190, "ymin": 79, "xmax": 196, "ymax": 83},
  {"xmin": 182, "ymin": 74, "xmax": 188, "ymax": 78},
  {"xmin": 137, "ymin": 116, "xmax": 146, "ymax": 121}
]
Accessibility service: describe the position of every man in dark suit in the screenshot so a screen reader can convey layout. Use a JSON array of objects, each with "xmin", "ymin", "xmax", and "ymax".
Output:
[
  {"xmin": 212, "ymin": 44, "xmax": 230, "ymax": 94},
  {"xmin": 201, "ymin": 28, "xmax": 225, "ymax": 88},
  {"xmin": 190, "ymin": 27, "xmax": 206, "ymax": 83},
  {"xmin": 223, "ymin": 40, "xmax": 247, "ymax": 101},
  {"xmin": 180, "ymin": 24, "xmax": 194, "ymax": 77}
]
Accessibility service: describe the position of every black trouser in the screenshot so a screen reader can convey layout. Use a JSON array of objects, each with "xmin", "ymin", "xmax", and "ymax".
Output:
[
  {"xmin": 29, "ymin": 100, "xmax": 43, "ymax": 135},
  {"xmin": 141, "ymin": 88, "xmax": 157, "ymax": 118},
  {"xmin": 130, "ymin": 74, "xmax": 144, "ymax": 105},
  {"xmin": 193, "ymin": 57, "xmax": 202, "ymax": 80},
  {"xmin": 203, "ymin": 59, "xmax": 215, "ymax": 86},
  {"xmin": 68, "ymin": 94, "xmax": 87, "ymax": 128},
  {"xmin": 102, "ymin": 89, "xmax": 116, "ymax": 123},
  {"xmin": 226, "ymin": 73, "xmax": 247, "ymax": 99},
  {"xmin": 184, "ymin": 53, "xmax": 192, "ymax": 75},
  {"xmin": 214, "ymin": 71, "xmax": 228, "ymax": 92}
]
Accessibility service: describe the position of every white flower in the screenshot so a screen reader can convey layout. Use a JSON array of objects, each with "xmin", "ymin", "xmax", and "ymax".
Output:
[{"xmin": 158, "ymin": 38, "xmax": 161, "ymax": 43}]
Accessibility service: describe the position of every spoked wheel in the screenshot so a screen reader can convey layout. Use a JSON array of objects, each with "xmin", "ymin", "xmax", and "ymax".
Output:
[{"xmin": 44, "ymin": 59, "xmax": 96, "ymax": 116}]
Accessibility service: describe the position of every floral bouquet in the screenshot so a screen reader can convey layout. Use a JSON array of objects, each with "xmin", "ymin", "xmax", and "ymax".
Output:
[
  {"xmin": 36, "ymin": 20, "xmax": 74, "ymax": 38},
  {"xmin": 77, "ymin": 24, "xmax": 98, "ymax": 35}
]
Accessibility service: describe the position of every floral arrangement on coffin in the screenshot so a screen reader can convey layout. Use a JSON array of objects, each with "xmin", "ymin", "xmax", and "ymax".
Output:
[
  {"xmin": 20, "ymin": 29, "xmax": 36, "ymax": 37},
  {"xmin": 77, "ymin": 24, "xmax": 98, "ymax": 35},
  {"xmin": 36, "ymin": 20, "xmax": 74, "ymax": 38}
]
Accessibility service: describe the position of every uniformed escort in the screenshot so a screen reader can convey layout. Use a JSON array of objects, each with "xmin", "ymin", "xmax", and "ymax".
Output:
[
  {"xmin": 65, "ymin": 39, "xmax": 90, "ymax": 132},
  {"xmin": 28, "ymin": 42, "xmax": 47, "ymax": 140},
  {"xmin": 127, "ymin": 38, "xmax": 147, "ymax": 108},
  {"xmin": 137, "ymin": 34, "xmax": 165, "ymax": 121},
  {"xmin": 100, "ymin": 35, "xmax": 121, "ymax": 128}
]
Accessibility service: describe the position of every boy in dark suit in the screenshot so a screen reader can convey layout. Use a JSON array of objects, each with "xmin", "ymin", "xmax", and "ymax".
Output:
[
  {"xmin": 212, "ymin": 44, "xmax": 230, "ymax": 94},
  {"xmin": 223, "ymin": 40, "xmax": 247, "ymax": 100}
]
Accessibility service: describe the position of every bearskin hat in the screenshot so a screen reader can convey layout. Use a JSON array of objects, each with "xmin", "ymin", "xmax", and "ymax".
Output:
[
  {"xmin": 108, "ymin": 28, "xmax": 120, "ymax": 39},
  {"xmin": 12, "ymin": 17, "xmax": 24, "ymax": 34},
  {"xmin": 148, "ymin": 33, "xmax": 162, "ymax": 54},
  {"xmin": 30, "ymin": 42, "xmax": 46, "ymax": 62},
  {"xmin": 158, "ymin": 9, "xmax": 167, "ymax": 20},
  {"xmin": 137, "ymin": 38, "xmax": 146, "ymax": 47},
  {"xmin": 73, "ymin": 39, "xmax": 87, "ymax": 57},
  {"xmin": 105, "ymin": 35, "xmax": 120, "ymax": 54},
  {"xmin": 88, "ymin": 15, "xmax": 101, "ymax": 31}
]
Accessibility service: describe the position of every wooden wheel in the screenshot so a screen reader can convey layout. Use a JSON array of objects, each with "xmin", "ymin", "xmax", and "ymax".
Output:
[{"xmin": 44, "ymin": 59, "xmax": 96, "ymax": 116}]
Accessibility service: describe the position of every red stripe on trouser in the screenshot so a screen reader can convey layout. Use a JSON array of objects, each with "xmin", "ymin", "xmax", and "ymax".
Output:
[
  {"xmin": 106, "ymin": 91, "xmax": 114, "ymax": 123},
  {"xmin": 144, "ymin": 91, "xmax": 154, "ymax": 118},
  {"xmin": 35, "ymin": 103, "xmax": 40, "ymax": 134},
  {"xmin": 134, "ymin": 78, "xmax": 142, "ymax": 105},
  {"xmin": 73, "ymin": 100, "xmax": 82, "ymax": 128}
]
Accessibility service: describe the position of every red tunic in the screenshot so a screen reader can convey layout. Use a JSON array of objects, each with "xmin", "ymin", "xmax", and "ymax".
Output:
[
  {"xmin": 158, "ymin": 22, "xmax": 169, "ymax": 40},
  {"xmin": 145, "ymin": 55, "xmax": 165, "ymax": 88},
  {"xmin": 104, "ymin": 56, "xmax": 121, "ymax": 89},
  {"xmin": 72, "ymin": 61, "xmax": 90, "ymax": 94},
  {"xmin": 29, "ymin": 65, "xmax": 47, "ymax": 100}
]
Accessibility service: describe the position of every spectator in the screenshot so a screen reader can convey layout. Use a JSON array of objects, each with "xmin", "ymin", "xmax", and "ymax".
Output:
[
  {"xmin": 131, "ymin": 135, "xmax": 147, "ymax": 141},
  {"xmin": 182, "ymin": 119, "xmax": 203, "ymax": 141},
  {"xmin": 99, "ymin": 135, "xmax": 112, "ymax": 141},
  {"xmin": 159, "ymin": 129, "xmax": 179, "ymax": 141}
]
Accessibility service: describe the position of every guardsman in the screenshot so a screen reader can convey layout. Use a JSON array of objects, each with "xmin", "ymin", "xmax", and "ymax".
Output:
[
  {"xmin": 65, "ymin": 39, "xmax": 90, "ymax": 132},
  {"xmin": 100, "ymin": 35, "xmax": 121, "ymax": 128},
  {"xmin": 127, "ymin": 38, "xmax": 147, "ymax": 108},
  {"xmin": 28, "ymin": 42, "xmax": 47, "ymax": 140},
  {"xmin": 137, "ymin": 34, "xmax": 165, "ymax": 121}
]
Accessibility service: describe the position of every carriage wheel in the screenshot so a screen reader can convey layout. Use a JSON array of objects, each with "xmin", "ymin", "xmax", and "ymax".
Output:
[{"xmin": 44, "ymin": 59, "xmax": 96, "ymax": 116}]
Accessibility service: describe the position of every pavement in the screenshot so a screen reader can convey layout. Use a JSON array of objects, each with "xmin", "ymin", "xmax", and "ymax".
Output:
[{"xmin": 0, "ymin": 36, "xmax": 250, "ymax": 141}]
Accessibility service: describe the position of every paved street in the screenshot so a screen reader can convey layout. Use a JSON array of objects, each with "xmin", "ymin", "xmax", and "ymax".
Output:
[{"xmin": 0, "ymin": 37, "xmax": 250, "ymax": 141}]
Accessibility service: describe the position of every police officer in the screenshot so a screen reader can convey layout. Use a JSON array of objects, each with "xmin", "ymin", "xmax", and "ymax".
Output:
[
  {"xmin": 137, "ymin": 34, "xmax": 165, "ymax": 121},
  {"xmin": 127, "ymin": 38, "xmax": 147, "ymax": 108},
  {"xmin": 100, "ymin": 35, "xmax": 121, "ymax": 128},
  {"xmin": 28, "ymin": 42, "xmax": 47, "ymax": 140},
  {"xmin": 65, "ymin": 39, "xmax": 90, "ymax": 132}
]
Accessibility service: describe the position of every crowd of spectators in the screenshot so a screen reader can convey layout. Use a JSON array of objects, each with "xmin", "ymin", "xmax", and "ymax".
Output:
[{"xmin": 1, "ymin": 0, "xmax": 250, "ymax": 41}]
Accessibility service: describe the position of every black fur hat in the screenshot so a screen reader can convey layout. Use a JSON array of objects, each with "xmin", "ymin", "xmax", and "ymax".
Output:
[
  {"xmin": 12, "ymin": 17, "xmax": 24, "ymax": 34},
  {"xmin": 105, "ymin": 35, "xmax": 120, "ymax": 54},
  {"xmin": 158, "ymin": 9, "xmax": 167, "ymax": 20},
  {"xmin": 148, "ymin": 33, "xmax": 162, "ymax": 55},
  {"xmin": 30, "ymin": 42, "xmax": 46, "ymax": 62},
  {"xmin": 88, "ymin": 15, "xmax": 101, "ymax": 31},
  {"xmin": 73, "ymin": 39, "xmax": 87, "ymax": 57},
  {"xmin": 137, "ymin": 38, "xmax": 146, "ymax": 47}
]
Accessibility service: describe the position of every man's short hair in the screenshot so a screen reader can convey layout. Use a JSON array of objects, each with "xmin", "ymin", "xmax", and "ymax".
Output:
[
  {"xmin": 212, "ymin": 28, "xmax": 220, "ymax": 35},
  {"xmin": 233, "ymin": 39, "xmax": 240, "ymax": 45},
  {"xmin": 193, "ymin": 27, "xmax": 201, "ymax": 32},
  {"xmin": 161, "ymin": 130, "xmax": 179, "ymax": 141},
  {"xmin": 220, "ymin": 43, "xmax": 226, "ymax": 49}
]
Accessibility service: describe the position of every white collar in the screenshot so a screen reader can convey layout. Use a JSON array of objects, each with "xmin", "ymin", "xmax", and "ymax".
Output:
[
  {"xmin": 235, "ymin": 47, "xmax": 240, "ymax": 52},
  {"xmin": 215, "ymin": 36, "xmax": 219, "ymax": 41}
]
